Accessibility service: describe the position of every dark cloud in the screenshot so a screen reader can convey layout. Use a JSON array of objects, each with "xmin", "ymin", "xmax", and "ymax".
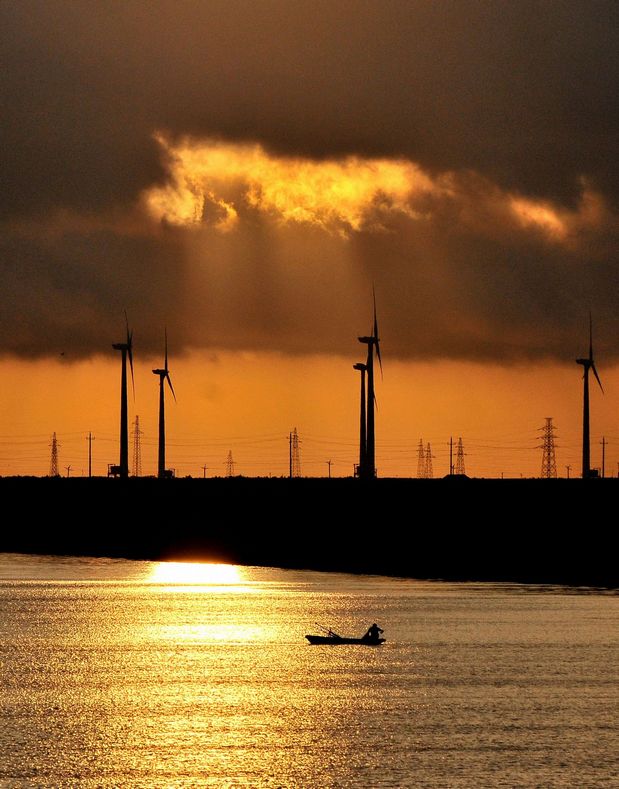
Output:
[
  {"xmin": 3, "ymin": 0, "xmax": 619, "ymax": 214},
  {"xmin": 1, "ymin": 1, "xmax": 618, "ymax": 362},
  {"xmin": 0, "ymin": 221, "xmax": 187, "ymax": 358}
]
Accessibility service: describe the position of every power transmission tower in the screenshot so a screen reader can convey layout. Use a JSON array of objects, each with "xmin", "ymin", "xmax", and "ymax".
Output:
[
  {"xmin": 425, "ymin": 443, "xmax": 433, "ymax": 479},
  {"xmin": 49, "ymin": 433, "xmax": 60, "ymax": 477},
  {"xmin": 416, "ymin": 439, "xmax": 425, "ymax": 478},
  {"xmin": 289, "ymin": 428, "xmax": 301, "ymax": 478},
  {"xmin": 539, "ymin": 417, "xmax": 558, "ymax": 478},
  {"xmin": 225, "ymin": 450, "xmax": 235, "ymax": 477},
  {"xmin": 455, "ymin": 437, "xmax": 466, "ymax": 475},
  {"xmin": 132, "ymin": 415, "xmax": 143, "ymax": 477}
]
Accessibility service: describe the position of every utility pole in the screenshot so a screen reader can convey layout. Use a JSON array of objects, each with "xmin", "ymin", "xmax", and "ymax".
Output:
[
  {"xmin": 566, "ymin": 464, "xmax": 571, "ymax": 479},
  {"xmin": 600, "ymin": 436, "xmax": 607, "ymax": 478},
  {"xmin": 65, "ymin": 465, "xmax": 71, "ymax": 478},
  {"xmin": 326, "ymin": 459, "xmax": 332, "ymax": 478},
  {"xmin": 87, "ymin": 432, "xmax": 94, "ymax": 478}
]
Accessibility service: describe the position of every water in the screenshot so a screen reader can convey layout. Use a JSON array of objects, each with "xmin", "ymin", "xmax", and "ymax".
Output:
[{"xmin": 1, "ymin": 554, "xmax": 617, "ymax": 788}]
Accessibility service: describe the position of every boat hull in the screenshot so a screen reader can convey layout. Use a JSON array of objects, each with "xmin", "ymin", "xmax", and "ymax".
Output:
[{"xmin": 305, "ymin": 635, "xmax": 385, "ymax": 645}]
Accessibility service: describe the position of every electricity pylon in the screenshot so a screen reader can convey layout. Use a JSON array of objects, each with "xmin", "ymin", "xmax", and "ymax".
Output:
[{"xmin": 539, "ymin": 417, "xmax": 558, "ymax": 478}]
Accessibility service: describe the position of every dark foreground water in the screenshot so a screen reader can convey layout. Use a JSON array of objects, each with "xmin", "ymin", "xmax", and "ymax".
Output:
[{"xmin": 1, "ymin": 553, "xmax": 617, "ymax": 787}]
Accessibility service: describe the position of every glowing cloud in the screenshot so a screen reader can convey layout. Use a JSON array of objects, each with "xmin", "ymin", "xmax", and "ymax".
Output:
[
  {"xmin": 509, "ymin": 196, "xmax": 567, "ymax": 239},
  {"xmin": 143, "ymin": 133, "xmax": 613, "ymax": 252},
  {"xmin": 144, "ymin": 133, "xmax": 438, "ymax": 233}
]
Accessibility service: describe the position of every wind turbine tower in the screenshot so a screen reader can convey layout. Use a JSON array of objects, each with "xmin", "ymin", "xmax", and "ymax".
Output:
[
  {"xmin": 357, "ymin": 291, "xmax": 382, "ymax": 479},
  {"xmin": 353, "ymin": 362, "xmax": 367, "ymax": 476},
  {"xmin": 112, "ymin": 314, "xmax": 134, "ymax": 479},
  {"xmin": 576, "ymin": 315, "xmax": 603, "ymax": 478},
  {"xmin": 152, "ymin": 330, "xmax": 176, "ymax": 479}
]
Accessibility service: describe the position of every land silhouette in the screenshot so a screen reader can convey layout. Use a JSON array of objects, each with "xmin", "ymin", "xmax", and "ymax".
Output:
[{"xmin": 2, "ymin": 476, "xmax": 616, "ymax": 587}]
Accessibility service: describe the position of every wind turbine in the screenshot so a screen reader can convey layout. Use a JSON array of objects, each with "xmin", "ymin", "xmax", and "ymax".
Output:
[
  {"xmin": 353, "ymin": 362, "xmax": 367, "ymax": 476},
  {"xmin": 576, "ymin": 314, "xmax": 603, "ymax": 478},
  {"xmin": 112, "ymin": 313, "xmax": 134, "ymax": 479},
  {"xmin": 152, "ymin": 329, "xmax": 176, "ymax": 479},
  {"xmin": 357, "ymin": 290, "xmax": 382, "ymax": 479}
]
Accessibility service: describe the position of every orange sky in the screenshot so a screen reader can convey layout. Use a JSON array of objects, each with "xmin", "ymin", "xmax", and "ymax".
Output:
[
  {"xmin": 2, "ymin": 3, "xmax": 618, "ymax": 481},
  {"xmin": 1, "ymin": 352, "xmax": 616, "ymax": 479}
]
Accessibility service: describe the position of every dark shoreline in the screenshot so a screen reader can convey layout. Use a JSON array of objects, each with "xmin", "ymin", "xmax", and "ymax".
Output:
[{"xmin": 4, "ymin": 476, "xmax": 617, "ymax": 587}]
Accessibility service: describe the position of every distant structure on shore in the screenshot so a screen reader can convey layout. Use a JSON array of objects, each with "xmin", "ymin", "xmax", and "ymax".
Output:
[{"xmin": 226, "ymin": 451, "xmax": 235, "ymax": 477}]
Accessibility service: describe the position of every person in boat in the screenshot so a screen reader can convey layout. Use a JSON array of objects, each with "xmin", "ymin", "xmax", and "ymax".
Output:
[{"xmin": 362, "ymin": 623, "xmax": 384, "ymax": 643}]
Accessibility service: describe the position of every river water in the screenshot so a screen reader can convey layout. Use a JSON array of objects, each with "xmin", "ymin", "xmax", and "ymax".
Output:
[{"xmin": 0, "ymin": 553, "xmax": 617, "ymax": 787}]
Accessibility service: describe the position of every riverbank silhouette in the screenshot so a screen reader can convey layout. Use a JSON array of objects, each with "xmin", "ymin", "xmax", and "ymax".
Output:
[{"xmin": 2, "ymin": 476, "xmax": 616, "ymax": 587}]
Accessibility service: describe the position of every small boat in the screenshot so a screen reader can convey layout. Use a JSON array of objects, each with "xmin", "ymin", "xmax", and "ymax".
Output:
[
  {"xmin": 305, "ymin": 623, "xmax": 385, "ymax": 645},
  {"xmin": 305, "ymin": 634, "xmax": 385, "ymax": 645}
]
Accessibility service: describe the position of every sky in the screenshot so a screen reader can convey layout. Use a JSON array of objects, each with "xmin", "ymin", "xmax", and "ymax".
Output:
[{"xmin": 1, "ymin": 1, "xmax": 618, "ymax": 477}]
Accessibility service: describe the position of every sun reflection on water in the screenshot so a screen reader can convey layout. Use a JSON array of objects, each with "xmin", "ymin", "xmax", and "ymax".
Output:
[
  {"xmin": 146, "ymin": 561, "xmax": 253, "ymax": 592},
  {"xmin": 144, "ymin": 561, "xmax": 275, "ymax": 643}
]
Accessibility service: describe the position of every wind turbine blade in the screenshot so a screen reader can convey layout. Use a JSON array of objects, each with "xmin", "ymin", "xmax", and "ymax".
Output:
[
  {"xmin": 372, "ymin": 287, "xmax": 383, "ymax": 378},
  {"xmin": 591, "ymin": 363, "xmax": 604, "ymax": 394},
  {"xmin": 373, "ymin": 390, "xmax": 378, "ymax": 412},
  {"xmin": 166, "ymin": 373, "xmax": 176, "ymax": 402},
  {"xmin": 589, "ymin": 311, "xmax": 593, "ymax": 361},
  {"xmin": 128, "ymin": 328, "xmax": 135, "ymax": 398},
  {"xmin": 375, "ymin": 338, "xmax": 383, "ymax": 378},
  {"xmin": 164, "ymin": 327, "xmax": 168, "ymax": 372}
]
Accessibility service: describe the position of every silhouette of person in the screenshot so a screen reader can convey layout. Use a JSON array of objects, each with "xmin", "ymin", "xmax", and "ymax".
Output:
[{"xmin": 363, "ymin": 623, "xmax": 383, "ymax": 642}]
